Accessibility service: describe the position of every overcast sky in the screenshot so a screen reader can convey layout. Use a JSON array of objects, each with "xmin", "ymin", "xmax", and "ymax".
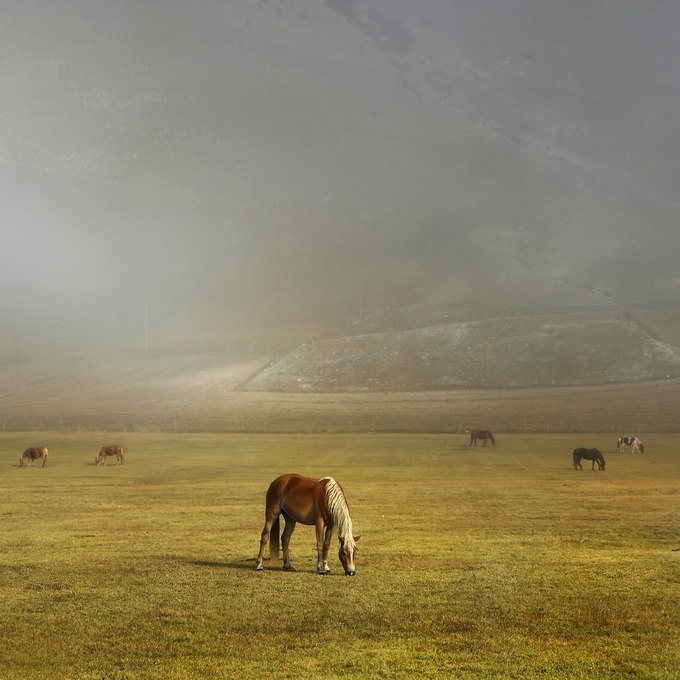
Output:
[{"xmin": 2, "ymin": 1, "xmax": 679, "ymax": 356}]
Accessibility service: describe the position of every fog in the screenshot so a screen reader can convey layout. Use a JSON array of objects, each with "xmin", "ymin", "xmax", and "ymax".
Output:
[{"xmin": 2, "ymin": 1, "xmax": 680, "ymax": 357}]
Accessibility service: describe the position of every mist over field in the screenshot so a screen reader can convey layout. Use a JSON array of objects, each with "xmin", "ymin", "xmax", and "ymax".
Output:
[{"xmin": 2, "ymin": 1, "xmax": 680, "ymax": 389}]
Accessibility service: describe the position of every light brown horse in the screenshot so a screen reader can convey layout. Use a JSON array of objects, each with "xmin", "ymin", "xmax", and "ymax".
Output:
[
  {"xmin": 20, "ymin": 447, "xmax": 48, "ymax": 467},
  {"xmin": 469, "ymin": 429, "xmax": 496, "ymax": 447},
  {"xmin": 255, "ymin": 474, "xmax": 359, "ymax": 575},
  {"xmin": 95, "ymin": 444, "xmax": 124, "ymax": 465}
]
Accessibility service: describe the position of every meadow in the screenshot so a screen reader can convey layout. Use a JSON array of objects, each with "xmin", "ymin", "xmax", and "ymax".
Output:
[{"xmin": 1, "ymin": 431, "xmax": 678, "ymax": 679}]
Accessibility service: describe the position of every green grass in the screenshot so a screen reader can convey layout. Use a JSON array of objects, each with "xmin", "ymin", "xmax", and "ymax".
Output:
[{"xmin": 1, "ymin": 432, "xmax": 678, "ymax": 679}]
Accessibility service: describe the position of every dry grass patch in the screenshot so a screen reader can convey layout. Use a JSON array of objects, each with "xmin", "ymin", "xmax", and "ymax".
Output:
[{"xmin": 1, "ymin": 431, "xmax": 678, "ymax": 678}]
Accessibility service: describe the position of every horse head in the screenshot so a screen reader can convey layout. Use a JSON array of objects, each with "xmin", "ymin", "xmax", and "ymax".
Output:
[{"xmin": 338, "ymin": 536, "xmax": 359, "ymax": 576}]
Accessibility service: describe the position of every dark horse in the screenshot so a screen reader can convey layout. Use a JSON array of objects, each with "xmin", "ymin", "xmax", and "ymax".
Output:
[
  {"xmin": 255, "ymin": 474, "xmax": 359, "ymax": 575},
  {"xmin": 573, "ymin": 448, "xmax": 606, "ymax": 471},
  {"xmin": 469, "ymin": 430, "xmax": 496, "ymax": 447},
  {"xmin": 19, "ymin": 447, "xmax": 48, "ymax": 467}
]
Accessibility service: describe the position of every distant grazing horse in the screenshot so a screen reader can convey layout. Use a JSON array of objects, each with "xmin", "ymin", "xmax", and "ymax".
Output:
[
  {"xmin": 617, "ymin": 436, "xmax": 644, "ymax": 454},
  {"xmin": 95, "ymin": 445, "xmax": 124, "ymax": 465},
  {"xmin": 20, "ymin": 447, "xmax": 48, "ymax": 467},
  {"xmin": 255, "ymin": 474, "xmax": 359, "ymax": 575},
  {"xmin": 469, "ymin": 430, "xmax": 496, "ymax": 447},
  {"xmin": 573, "ymin": 447, "xmax": 606, "ymax": 471}
]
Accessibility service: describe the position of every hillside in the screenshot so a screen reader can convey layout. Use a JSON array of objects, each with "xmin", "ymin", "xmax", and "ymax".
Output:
[
  {"xmin": 2, "ymin": 4, "xmax": 680, "ymax": 432},
  {"xmin": 2, "ymin": 306, "xmax": 680, "ymax": 434},
  {"xmin": 2, "ymin": 2, "xmax": 680, "ymax": 355},
  {"xmin": 245, "ymin": 310, "xmax": 680, "ymax": 391}
]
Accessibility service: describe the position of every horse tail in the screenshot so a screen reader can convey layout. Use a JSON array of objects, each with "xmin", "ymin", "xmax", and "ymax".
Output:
[
  {"xmin": 269, "ymin": 515, "xmax": 280, "ymax": 560},
  {"xmin": 639, "ymin": 442, "xmax": 645, "ymax": 454},
  {"xmin": 489, "ymin": 433, "xmax": 496, "ymax": 446},
  {"xmin": 42, "ymin": 448, "xmax": 48, "ymax": 467}
]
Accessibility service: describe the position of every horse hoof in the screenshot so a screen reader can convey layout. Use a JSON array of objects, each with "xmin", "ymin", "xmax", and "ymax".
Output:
[
  {"xmin": 254, "ymin": 564, "xmax": 264, "ymax": 571},
  {"xmin": 283, "ymin": 565, "xmax": 296, "ymax": 572}
]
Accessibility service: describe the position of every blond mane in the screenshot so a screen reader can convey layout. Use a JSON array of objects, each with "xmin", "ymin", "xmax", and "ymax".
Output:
[{"xmin": 320, "ymin": 477, "xmax": 355, "ymax": 546}]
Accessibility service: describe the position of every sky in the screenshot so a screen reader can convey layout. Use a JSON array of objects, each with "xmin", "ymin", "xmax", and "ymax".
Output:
[{"xmin": 1, "ymin": 0, "xmax": 679, "ymax": 356}]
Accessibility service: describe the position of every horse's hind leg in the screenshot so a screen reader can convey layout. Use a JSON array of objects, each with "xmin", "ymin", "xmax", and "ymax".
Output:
[
  {"xmin": 281, "ymin": 516, "xmax": 296, "ymax": 571},
  {"xmin": 255, "ymin": 512, "xmax": 278, "ymax": 571}
]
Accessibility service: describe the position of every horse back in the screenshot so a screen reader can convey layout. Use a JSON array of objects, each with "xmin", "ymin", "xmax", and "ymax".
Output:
[
  {"xmin": 24, "ymin": 447, "xmax": 47, "ymax": 460},
  {"xmin": 266, "ymin": 473, "xmax": 324, "ymax": 525}
]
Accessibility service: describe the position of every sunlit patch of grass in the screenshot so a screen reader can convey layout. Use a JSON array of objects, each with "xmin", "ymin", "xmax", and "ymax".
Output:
[{"xmin": 1, "ymin": 431, "xmax": 679, "ymax": 678}]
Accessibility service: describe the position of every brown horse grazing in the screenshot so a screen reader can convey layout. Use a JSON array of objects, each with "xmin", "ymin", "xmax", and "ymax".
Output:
[
  {"xmin": 469, "ymin": 429, "xmax": 496, "ymax": 447},
  {"xmin": 95, "ymin": 445, "xmax": 124, "ymax": 465},
  {"xmin": 573, "ymin": 447, "xmax": 606, "ymax": 471},
  {"xmin": 255, "ymin": 474, "xmax": 359, "ymax": 575},
  {"xmin": 20, "ymin": 447, "xmax": 48, "ymax": 467}
]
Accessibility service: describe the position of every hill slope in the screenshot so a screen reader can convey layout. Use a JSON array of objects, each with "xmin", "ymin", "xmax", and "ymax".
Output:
[
  {"xmin": 245, "ymin": 310, "xmax": 680, "ymax": 392},
  {"xmin": 2, "ymin": 2, "xmax": 680, "ymax": 355}
]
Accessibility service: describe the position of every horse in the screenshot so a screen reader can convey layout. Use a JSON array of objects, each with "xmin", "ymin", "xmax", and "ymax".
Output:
[
  {"xmin": 469, "ymin": 429, "xmax": 496, "ymax": 447},
  {"xmin": 255, "ymin": 474, "xmax": 359, "ymax": 575},
  {"xmin": 617, "ymin": 436, "xmax": 644, "ymax": 454},
  {"xmin": 95, "ymin": 444, "xmax": 124, "ymax": 465},
  {"xmin": 19, "ymin": 447, "xmax": 48, "ymax": 467},
  {"xmin": 573, "ymin": 447, "xmax": 606, "ymax": 471}
]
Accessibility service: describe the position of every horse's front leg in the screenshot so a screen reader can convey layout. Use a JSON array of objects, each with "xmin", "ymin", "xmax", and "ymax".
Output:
[
  {"xmin": 281, "ymin": 517, "xmax": 296, "ymax": 571},
  {"xmin": 315, "ymin": 520, "xmax": 331, "ymax": 574},
  {"xmin": 322, "ymin": 525, "xmax": 334, "ymax": 573}
]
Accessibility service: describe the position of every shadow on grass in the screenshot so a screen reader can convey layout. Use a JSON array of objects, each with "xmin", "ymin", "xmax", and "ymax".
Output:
[
  {"xmin": 190, "ymin": 558, "xmax": 255, "ymax": 570},
  {"xmin": 178, "ymin": 556, "xmax": 329, "ymax": 574},
  {"xmin": 175, "ymin": 556, "xmax": 264, "ymax": 571},
  {"xmin": 451, "ymin": 445, "xmax": 493, "ymax": 451}
]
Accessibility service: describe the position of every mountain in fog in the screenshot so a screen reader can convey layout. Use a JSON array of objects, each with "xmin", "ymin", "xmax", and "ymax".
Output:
[
  {"xmin": 246, "ymin": 310, "xmax": 680, "ymax": 391},
  {"xmin": 2, "ymin": 1, "xmax": 679, "ymax": 358}
]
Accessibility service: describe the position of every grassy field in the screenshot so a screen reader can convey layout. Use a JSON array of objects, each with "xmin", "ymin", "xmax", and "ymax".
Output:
[{"xmin": 1, "ymin": 431, "xmax": 678, "ymax": 679}]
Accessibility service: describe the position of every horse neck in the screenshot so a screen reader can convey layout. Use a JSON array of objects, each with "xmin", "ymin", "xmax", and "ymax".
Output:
[{"xmin": 323, "ymin": 478, "xmax": 354, "ymax": 542}]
